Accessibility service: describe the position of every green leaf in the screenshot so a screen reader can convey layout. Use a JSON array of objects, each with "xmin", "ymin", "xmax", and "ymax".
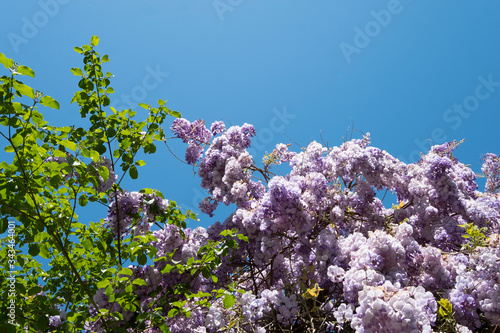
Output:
[
  {"xmin": 40, "ymin": 95, "xmax": 60, "ymax": 109},
  {"xmin": 13, "ymin": 82, "xmax": 34, "ymax": 98},
  {"xmin": 223, "ymin": 294, "xmax": 236, "ymax": 309},
  {"xmin": 40, "ymin": 244, "xmax": 50, "ymax": 258},
  {"xmin": 106, "ymin": 127, "xmax": 116, "ymax": 138},
  {"xmin": 438, "ymin": 298, "xmax": 453, "ymax": 317},
  {"xmin": 70, "ymin": 67, "xmax": 83, "ymax": 76},
  {"xmin": 137, "ymin": 253, "xmax": 147, "ymax": 265},
  {"xmin": 201, "ymin": 267, "xmax": 211, "ymax": 279},
  {"xmin": 159, "ymin": 323, "xmax": 170, "ymax": 333},
  {"xmin": 102, "ymin": 54, "xmax": 109, "ymax": 62},
  {"xmin": 28, "ymin": 286, "xmax": 43, "ymax": 296},
  {"xmin": 170, "ymin": 110, "xmax": 181, "ymax": 118},
  {"xmin": 0, "ymin": 52, "xmax": 14, "ymax": 68},
  {"xmin": 74, "ymin": 46, "xmax": 83, "ymax": 54},
  {"xmin": 4, "ymin": 323, "xmax": 16, "ymax": 333},
  {"xmin": 96, "ymin": 143, "xmax": 106, "ymax": 154},
  {"xmin": 118, "ymin": 268, "xmax": 133, "ymax": 276},
  {"xmin": 0, "ymin": 218, "xmax": 8, "ymax": 234},
  {"xmin": 81, "ymin": 148, "xmax": 91, "ymax": 158},
  {"xmin": 17, "ymin": 65, "xmax": 35, "ymax": 78},
  {"xmin": 168, "ymin": 308, "xmax": 178, "ymax": 318},
  {"xmin": 139, "ymin": 103, "xmax": 150, "ymax": 110},
  {"xmin": 98, "ymin": 166, "xmax": 109, "ymax": 182},
  {"xmin": 97, "ymin": 279, "xmax": 110, "ymax": 289},
  {"xmin": 78, "ymin": 194, "xmax": 88, "ymax": 207},
  {"xmin": 132, "ymin": 278, "xmax": 147, "ymax": 286},
  {"xmin": 82, "ymin": 239, "xmax": 93, "ymax": 250},
  {"xmin": 91, "ymin": 35, "xmax": 100, "ymax": 47},
  {"xmin": 105, "ymin": 284, "xmax": 114, "ymax": 297},
  {"xmin": 59, "ymin": 140, "xmax": 77, "ymax": 152},
  {"xmin": 90, "ymin": 149, "xmax": 100, "ymax": 162},
  {"xmin": 129, "ymin": 165, "xmax": 138, "ymax": 179},
  {"xmin": 28, "ymin": 243, "xmax": 40, "ymax": 256},
  {"xmin": 102, "ymin": 95, "xmax": 110, "ymax": 106},
  {"xmin": 161, "ymin": 264, "xmax": 175, "ymax": 274},
  {"xmin": 237, "ymin": 234, "xmax": 249, "ymax": 242}
]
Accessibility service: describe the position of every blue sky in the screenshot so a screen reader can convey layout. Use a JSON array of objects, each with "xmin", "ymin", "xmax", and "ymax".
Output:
[{"xmin": 1, "ymin": 0, "xmax": 500, "ymax": 229}]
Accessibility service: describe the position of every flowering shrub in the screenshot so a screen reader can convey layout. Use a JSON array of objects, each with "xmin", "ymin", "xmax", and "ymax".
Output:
[
  {"xmin": 1, "ymin": 37, "xmax": 499, "ymax": 332},
  {"xmin": 165, "ymin": 119, "xmax": 500, "ymax": 332}
]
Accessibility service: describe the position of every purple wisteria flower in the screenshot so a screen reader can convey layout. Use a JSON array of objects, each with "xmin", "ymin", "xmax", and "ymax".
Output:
[
  {"xmin": 88, "ymin": 121, "xmax": 500, "ymax": 332},
  {"xmin": 482, "ymin": 153, "xmax": 500, "ymax": 193}
]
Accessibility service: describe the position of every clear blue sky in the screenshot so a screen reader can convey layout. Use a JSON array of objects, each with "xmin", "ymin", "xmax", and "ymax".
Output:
[{"xmin": 1, "ymin": 0, "xmax": 500, "ymax": 229}]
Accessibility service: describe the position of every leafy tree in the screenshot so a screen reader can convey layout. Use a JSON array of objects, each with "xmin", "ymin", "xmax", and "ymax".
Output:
[
  {"xmin": 0, "ymin": 37, "xmax": 241, "ymax": 333},
  {"xmin": 166, "ymin": 121, "xmax": 500, "ymax": 333}
]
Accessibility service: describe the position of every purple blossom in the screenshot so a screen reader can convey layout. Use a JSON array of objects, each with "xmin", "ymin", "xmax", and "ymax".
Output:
[
  {"xmin": 186, "ymin": 142, "xmax": 204, "ymax": 165},
  {"xmin": 210, "ymin": 120, "xmax": 226, "ymax": 135},
  {"xmin": 91, "ymin": 118, "xmax": 500, "ymax": 332},
  {"xmin": 171, "ymin": 118, "xmax": 212, "ymax": 144},
  {"xmin": 482, "ymin": 153, "xmax": 500, "ymax": 193}
]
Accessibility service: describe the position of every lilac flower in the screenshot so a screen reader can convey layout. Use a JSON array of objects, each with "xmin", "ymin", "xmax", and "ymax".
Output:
[
  {"xmin": 186, "ymin": 142, "xmax": 204, "ymax": 165},
  {"xmin": 91, "ymin": 118, "xmax": 500, "ymax": 331},
  {"xmin": 210, "ymin": 120, "xmax": 226, "ymax": 135},
  {"xmin": 482, "ymin": 153, "xmax": 500, "ymax": 193},
  {"xmin": 171, "ymin": 118, "xmax": 212, "ymax": 144}
]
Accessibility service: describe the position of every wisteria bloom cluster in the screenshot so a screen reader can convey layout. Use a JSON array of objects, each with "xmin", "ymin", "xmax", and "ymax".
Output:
[{"xmin": 89, "ymin": 118, "xmax": 499, "ymax": 332}]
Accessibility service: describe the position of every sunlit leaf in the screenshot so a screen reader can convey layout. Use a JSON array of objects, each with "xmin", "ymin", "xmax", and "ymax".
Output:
[
  {"xmin": 0, "ymin": 52, "xmax": 14, "ymax": 68},
  {"xmin": 59, "ymin": 140, "xmax": 77, "ymax": 152},
  {"xmin": 40, "ymin": 95, "xmax": 60, "ymax": 109},
  {"xmin": 13, "ymin": 82, "xmax": 34, "ymax": 98},
  {"xmin": 132, "ymin": 278, "xmax": 147, "ymax": 286},
  {"xmin": 91, "ymin": 35, "xmax": 99, "ymax": 47},
  {"xmin": 223, "ymin": 294, "xmax": 235, "ymax": 309},
  {"xmin": 118, "ymin": 268, "xmax": 133, "ymax": 276},
  {"xmin": 70, "ymin": 67, "xmax": 83, "ymax": 76},
  {"xmin": 97, "ymin": 279, "xmax": 110, "ymax": 289},
  {"xmin": 17, "ymin": 65, "xmax": 35, "ymax": 78}
]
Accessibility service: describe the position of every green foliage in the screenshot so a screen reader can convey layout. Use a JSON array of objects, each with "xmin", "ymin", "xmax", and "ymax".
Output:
[
  {"xmin": 438, "ymin": 298, "xmax": 453, "ymax": 318},
  {"xmin": 459, "ymin": 222, "xmax": 489, "ymax": 254},
  {"xmin": 436, "ymin": 298, "xmax": 457, "ymax": 332},
  {"xmin": 0, "ymin": 37, "xmax": 231, "ymax": 332}
]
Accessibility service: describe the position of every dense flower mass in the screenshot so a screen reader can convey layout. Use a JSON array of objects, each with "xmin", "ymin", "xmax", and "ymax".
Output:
[
  {"xmin": 482, "ymin": 153, "xmax": 500, "ymax": 193},
  {"xmin": 90, "ymin": 118, "xmax": 500, "ymax": 332},
  {"xmin": 171, "ymin": 118, "xmax": 213, "ymax": 164}
]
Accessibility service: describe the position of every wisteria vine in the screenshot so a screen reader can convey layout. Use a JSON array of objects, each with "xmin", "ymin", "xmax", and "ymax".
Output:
[{"xmin": 85, "ymin": 117, "xmax": 500, "ymax": 333}]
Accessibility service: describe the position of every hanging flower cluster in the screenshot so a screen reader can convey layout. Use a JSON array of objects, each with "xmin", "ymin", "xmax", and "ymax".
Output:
[{"xmin": 88, "ymin": 119, "xmax": 499, "ymax": 332}]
